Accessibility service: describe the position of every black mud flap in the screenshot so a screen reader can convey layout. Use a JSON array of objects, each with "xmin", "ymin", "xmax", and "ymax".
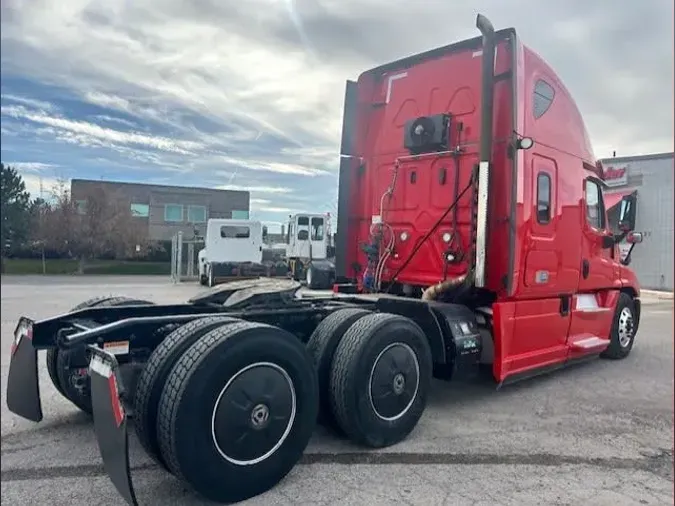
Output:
[
  {"xmin": 6, "ymin": 317, "xmax": 43, "ymax": 422},
  {"xmin": 88, "ymin": 346, "xmax": 138, "ymax": 506}
]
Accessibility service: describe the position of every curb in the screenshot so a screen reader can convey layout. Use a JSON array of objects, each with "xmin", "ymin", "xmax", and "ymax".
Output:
[{"xmin": 641, "ymin": 289, "xmax": 674, "ymax": 300}]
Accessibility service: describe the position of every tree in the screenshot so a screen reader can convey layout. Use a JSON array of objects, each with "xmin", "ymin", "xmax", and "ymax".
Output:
[
  {"xmin": 37, "ymin": 182, "xmax": 150, "ymax": 273},
  {"xmin": 1, "ymin": 163, "xmax": 32, "ymax": 271}
]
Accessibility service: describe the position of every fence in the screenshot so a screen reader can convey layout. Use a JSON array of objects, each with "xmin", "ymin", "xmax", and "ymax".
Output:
[{"xmin": 170, "ymin": 231, "xmax": 205, "ymax": 283}]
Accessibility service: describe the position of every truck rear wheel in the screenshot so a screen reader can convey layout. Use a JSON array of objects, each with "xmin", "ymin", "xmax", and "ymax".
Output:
[
  {"xmin": 600, "ymin": 292, "xmax": 638, "ymax": 360},
  {"xmin": 156, "ymin": 321, "xmax": 318, "ymax": 503},
  {"xmin": 134, "ymin": 316, "xmax": 237, "ymax": 470},
  {"xmin": 47, "ymin": 296, "xmax": 154, "ymax": 415},
  {"xmin": 329, "ymin": 313, "xmax": 432, "ymax": 448},
  {"xmin": 306, "ymin": 308, "xmax": 372, "ymax": 431}
]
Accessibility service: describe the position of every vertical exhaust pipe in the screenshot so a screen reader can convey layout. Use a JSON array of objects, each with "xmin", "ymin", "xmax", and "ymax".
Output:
[{"xmin": 473, "ymin": 13, "xmax": 496, "ymax": 288}]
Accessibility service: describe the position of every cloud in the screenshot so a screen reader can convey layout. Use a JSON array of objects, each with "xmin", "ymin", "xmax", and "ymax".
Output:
[
  {"xmin": 1, "ymin": 0, "xmax": 672, "ymax": 224},
  {"xmin": 3, "ymin": 161, "xmax": 57, "ymax": 172},
  {"xmin": 216, "ymin": 184, "xmax": 294, "ymax": 194},
  {"xmin": 1, "ymin": 93, "xmax": 56, "ymax": 111},
  {"xmin": 2, "ymin": 104, "xmax": 203, "ymax": 154}
]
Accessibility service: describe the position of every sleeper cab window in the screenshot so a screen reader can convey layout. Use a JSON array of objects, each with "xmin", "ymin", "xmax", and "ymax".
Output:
[
  {"xmin": 220, "ymin": 226, "xmax": 251, "ymax": 239},
  {"xmin": 536, "ymin": 172, "xmax": 551, "ymax": 224},
  {"xmin": 584, "ymin": 179, "xmax": 605, "ymax": 230},
  {"xmin": 533, "ymin": 79, "xmax": 555, "ymax": 119}
]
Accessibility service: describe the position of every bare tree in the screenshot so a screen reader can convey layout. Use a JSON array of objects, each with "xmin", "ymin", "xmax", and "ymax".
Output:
[{"xmin": 37, "ymin": 182, "xmax": 150, "ymax": 273}]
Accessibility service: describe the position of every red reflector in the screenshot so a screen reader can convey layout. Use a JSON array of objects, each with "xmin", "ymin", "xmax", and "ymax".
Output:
[{"xmin": 107, "ymin": 374, "xmax": 125, "ymax": 428}]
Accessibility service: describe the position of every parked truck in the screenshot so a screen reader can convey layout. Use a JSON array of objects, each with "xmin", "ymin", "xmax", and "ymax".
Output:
[
  {"xmin": 198, "ymin": 214, "xmax": 335, "ymax": 288},
  {"xmin": 198, "ymin": 218, "xmax": 287, "ymax": 287},
  {"xmin": 6, "ymin": 14, "xmax": 643, "ymax": 506},
  {"xmin": 284, "ymin": 212, "xmax": 336, "ymax": 289}
]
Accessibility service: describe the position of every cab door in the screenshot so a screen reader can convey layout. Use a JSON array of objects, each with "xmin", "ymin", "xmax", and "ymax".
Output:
[
  {"xmin": 577, "ymin": 178, "xmax": 615, "ymax": 291},
  {"xmin": 566, "ymin": 177, "xmax": 618, "ymax": 356}
]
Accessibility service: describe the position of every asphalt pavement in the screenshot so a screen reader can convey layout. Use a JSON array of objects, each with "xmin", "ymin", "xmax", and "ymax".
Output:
[{"xmin": 1, "ymin": 276, "xmax": 673, "ymax": 505}]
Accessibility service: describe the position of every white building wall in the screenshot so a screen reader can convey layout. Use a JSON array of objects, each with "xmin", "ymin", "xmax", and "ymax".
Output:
[{"xmin": 601, "ymin": 152, "xmax": 674, "ymax": 291}]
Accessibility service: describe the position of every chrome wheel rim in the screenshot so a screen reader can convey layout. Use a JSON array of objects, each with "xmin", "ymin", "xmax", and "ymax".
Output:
[{"xmin": 618, "ymin": 306, "xmax": 635, "ymax": 348}]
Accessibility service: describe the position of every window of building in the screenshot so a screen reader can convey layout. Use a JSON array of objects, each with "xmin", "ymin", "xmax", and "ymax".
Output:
[
  {"xmin": 75, "ymin": 200, "xmax": 87, "ymax": 215},
  {"xmin": 164, "ymin": 204, "xmax": 183, "ymax": 222},
  {"xmin": 188, "ymin": 205, "xmax": 207, "ymax": 223},
  {"xmin": 130, "ymin": 203, "xmax": 149, "ymax": 217},
  {"xmin": 536, "ymin": 173, "xmax": 551, "ymax": 224},
  {"xmin": 220, "ymin": 225, "xmax": 250, "ymax": 239},
  {"xmin": 232, "ymin": 210, "xmax": 249, "ymax": 219},
  {"xmin": 533, "ymin": 79, "xmax": 555, "ymax": 119},
  {"xmin": 297, "ymin": 216, "xmax": 310, "ymax": 241},
  {"xmin": 311, "ymin": 217, "xmax": 325, "ymax": 241},
  {"xmin": 585, "ymin": 179, "xmax": 605, "ymax": 230}
]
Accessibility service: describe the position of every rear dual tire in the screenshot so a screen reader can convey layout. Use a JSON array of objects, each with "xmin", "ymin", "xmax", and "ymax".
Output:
[
  {"xmin": 147, "ymin": 320, "xmax": 318, "ymax": 503},
  {"xmin": 133, "ymin": 316, "xmax": 238, "ymax": 469},
  {"xmin": 308, "ymin": 310, "xmax": 432, "ymax": 448}
]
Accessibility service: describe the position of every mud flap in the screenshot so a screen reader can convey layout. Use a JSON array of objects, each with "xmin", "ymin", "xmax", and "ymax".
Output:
[
  {"xmin": 6, "ymin": 318, "xmax": 43, "ymax": 422},
  {"xmin": 88, "ymin": 346, "xmax": 138, "ymax": 506}
]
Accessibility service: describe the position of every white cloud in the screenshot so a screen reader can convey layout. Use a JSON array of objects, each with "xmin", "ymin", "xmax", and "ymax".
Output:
[
  {"xmin": 2, "ymin": 104, "xmax": 202, "ymax": 154},
  {"xmin": 216, "ymin": 184, "xmax": 293, "ymax": 194},
  {"xmin": 94, "ymin": 114, "xmax": 137, "ymax": 128},
  {"xmin": 4, "ymin": 161, "xmax": 57, "ymax": 172},
  {"xmin": 1, "ymin": 93, "xmax": 55, "ymax": 111}
]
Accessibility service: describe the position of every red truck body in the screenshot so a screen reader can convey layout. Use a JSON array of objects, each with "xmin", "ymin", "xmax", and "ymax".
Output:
[{"xmin": 335, "ymin": 22, "xmax": 642, "ymax": 383}]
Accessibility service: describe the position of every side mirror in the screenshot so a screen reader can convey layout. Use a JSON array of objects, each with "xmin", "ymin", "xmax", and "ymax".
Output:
[
  {"xmin": 618, "ymin": 194, "xmax": 637, "ymax": 232},
  {"xmin": 262, "ymin": 225, "xmax": 268, "ymax": 238},
  {"xmin": 626, "ymin": 231, "xmax": 643, "ymax": 244}
]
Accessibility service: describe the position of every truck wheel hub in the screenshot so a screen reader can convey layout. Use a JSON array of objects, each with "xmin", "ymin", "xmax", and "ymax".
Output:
[
  {"xmin": 392, "ymin": 373, "xmax": 405, "ymax": 394},
  {"xmin": 69, "ymin": 368, "xmax": 89, "ymax": 396},
  {"xmin": 618, "ymin": 307, "xmax": 634, "ymax": 348},
  {"xmin": 211, "ymin": 362, "xmax": 296, "ymax": 465},
  {"xmin": 250, "ymin": 403, "xmax": 270, "ymax": 429},
  {"xmin": 368, "ymin": 343, "xmax": 420, "ymax": 421}
]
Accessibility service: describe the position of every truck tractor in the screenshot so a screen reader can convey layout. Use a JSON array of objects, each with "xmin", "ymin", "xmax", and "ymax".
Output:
[
  {"xmin": 285, "ymin": 212, "xmax": 336, "ymax": 289},
  {"xmin": 6, "ymin": 14, "xmax": 643, "ymax": 506}
]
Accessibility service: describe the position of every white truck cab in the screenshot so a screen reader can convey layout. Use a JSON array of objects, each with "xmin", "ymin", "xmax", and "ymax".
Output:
[
  {"xmin": 285, "ymin": 213, "xmax": 335, "ymax": 288},
  {"xmin": 199, "ymin": 219, "xmax": 265, "ymax": 286}
]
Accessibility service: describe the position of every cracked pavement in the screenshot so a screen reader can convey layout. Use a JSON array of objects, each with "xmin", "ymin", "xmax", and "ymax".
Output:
[{"xmin": 1, "ymin": 276, "xmax": 673, "ymax": 505}]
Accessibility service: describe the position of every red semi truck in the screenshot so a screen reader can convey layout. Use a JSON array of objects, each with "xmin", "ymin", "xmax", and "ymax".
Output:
[{"xmin": 6, "ymin": 13, "xmax": 643, "ymax": 505}]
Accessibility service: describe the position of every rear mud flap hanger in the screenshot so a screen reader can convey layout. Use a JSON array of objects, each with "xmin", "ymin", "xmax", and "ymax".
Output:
[{"xmin": 88, "ymin": 346, "xmax": 138, "ymax": 505}]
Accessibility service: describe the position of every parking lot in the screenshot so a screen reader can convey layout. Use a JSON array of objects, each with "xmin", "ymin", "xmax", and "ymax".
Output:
[{"xmin": 1, "ymin": 276, "xmax": 673, "ymax": 505}]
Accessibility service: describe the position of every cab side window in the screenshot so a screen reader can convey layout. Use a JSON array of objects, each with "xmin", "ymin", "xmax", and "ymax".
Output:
[
  {"xmin": 585, "ymin": 179, "xmax": 605, "ymax": 230},
  {"xmin": 533, "ymin": 79, "xmax": 555, "ymax": 119},
  {"xmin": 536, "ymin": 172, "xmax": 551, "ymax": 224}
]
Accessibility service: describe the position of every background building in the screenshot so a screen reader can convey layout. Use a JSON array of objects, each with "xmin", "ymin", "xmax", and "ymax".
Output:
[
  {"xmin": 70, "ymin": 179, "xmax": 250, "ymax": 242},
  {"xmin": 600, "ymin": 151, "xmax": 674, "ymax": 291}
]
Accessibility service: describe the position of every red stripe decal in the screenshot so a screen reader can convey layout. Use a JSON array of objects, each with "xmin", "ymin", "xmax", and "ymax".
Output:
[{"xmin": 107, "ymin": 374, "xmax": 124, "ymax": 428}]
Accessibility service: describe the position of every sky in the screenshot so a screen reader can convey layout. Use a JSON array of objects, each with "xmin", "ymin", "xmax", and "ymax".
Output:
[{"xmin": 1, "ymin": 0, "xmax": 673, "ymax": 229}]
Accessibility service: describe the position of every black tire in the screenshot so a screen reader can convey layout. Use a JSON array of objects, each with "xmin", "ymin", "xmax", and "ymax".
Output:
[
  {"xmin": 199, "ymin": 274, "xmax": 207, "ymax": 286},
  {"xmin": 329, "ymin": 312, "xmax": 433, "ymax": 448},
  {"xmin": 46, "ymin": 296, "xmax": 127, "ymax": 398},
  {"xmin": 306, "ymin": 308, "xmax": 372, "ymax": 431},
  {"xmin": 51, "ymin": 296, "xmax": 154, "ymax": 414},
  {"xmin": 207, "ymin": 265, "xmax": 216, "ymax": 287},
  {"xmin": 600, "ymin": 292, "xmax": 638, "ymax": 360},
  {"xmin": 306, "ymin": 264, "xmax": 320, "ymax": 289},
  {"xmin": 156, "ymin": 321, "xmax": 318, "ymax": 503},
  {"xmin": 134, "ymin": 316, "xmax": 237, "ymax": 470}
]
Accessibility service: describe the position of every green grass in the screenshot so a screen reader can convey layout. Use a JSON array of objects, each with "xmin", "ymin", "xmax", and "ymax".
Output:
[{"xmin": 2, "ymin": 258, "xmax": 171, "ymax": 275}]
